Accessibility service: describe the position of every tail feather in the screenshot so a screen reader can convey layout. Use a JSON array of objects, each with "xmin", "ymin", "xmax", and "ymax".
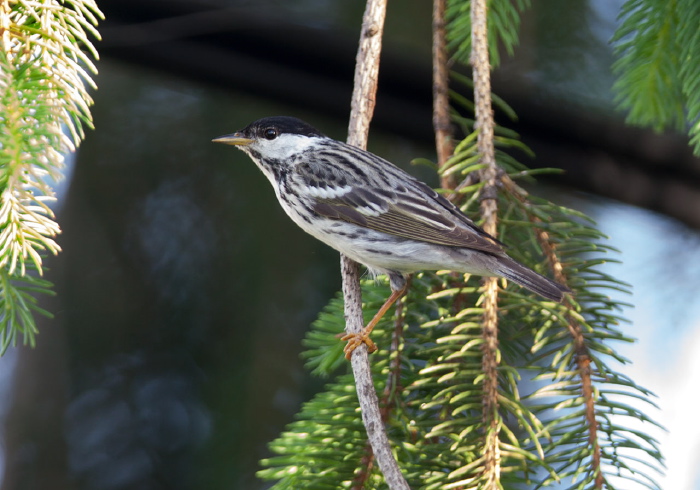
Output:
[{"xmin": 495, "ymin": 257, "xmax": 570, "ymax": 302}]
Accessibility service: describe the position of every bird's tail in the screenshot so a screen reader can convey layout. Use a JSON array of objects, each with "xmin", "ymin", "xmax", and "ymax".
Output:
[{"xmin": 494, "ymin": 256, "xmax": 570, "ymax": 302}]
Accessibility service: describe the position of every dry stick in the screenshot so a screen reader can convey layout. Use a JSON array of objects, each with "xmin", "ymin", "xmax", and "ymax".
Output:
[
  {"xmin": 433, "ymin": 0, "xmax": 455, "ymax": 185},
  {"xmin": 351, "ymin": 286, "xmax": 409, "ymax": 490},
  {"xmin": 342, "ymin": 1, "xmax": 410, "ymax": 489},
  {"xmin": 383, "ymin": 289, "xmax": 408, "ymax": 407},
  {"xmin": 471, "ymin": 0, "xmax": 502, "ymax": 486},
  {"xmin": 351, "ymin": 13, "xmax": 458, "ymax": 477},
  {"xmin": 501, "ymin": 177, "xmax": 604, "ymax": 488},
  {"xmin": 434, "ymin": 0, "xmax": 479, "ymax": 315}
]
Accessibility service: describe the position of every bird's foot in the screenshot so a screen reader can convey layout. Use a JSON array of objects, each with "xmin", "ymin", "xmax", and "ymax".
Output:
[
  {"xmin": 341, "ymin": 329, "xmax": 378, "ymax": 360},
  {"xmin": 339, "ymin": 285, "xmax": 408, "ymax": 360}
]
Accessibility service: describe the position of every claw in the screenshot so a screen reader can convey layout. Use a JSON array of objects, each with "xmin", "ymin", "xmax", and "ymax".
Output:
[
  {"xmin": 340, "ymin": 285, "xmax": 407, "ymax": 360},
  {"xmin": 341, "ymin": 331, "xmax": 378, "ymax": 359}
]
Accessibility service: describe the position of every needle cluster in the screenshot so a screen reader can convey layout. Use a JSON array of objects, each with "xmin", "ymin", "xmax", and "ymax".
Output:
[{"xmin": 0, "ymin": 0, "xmax": 102, "ymax": 351}]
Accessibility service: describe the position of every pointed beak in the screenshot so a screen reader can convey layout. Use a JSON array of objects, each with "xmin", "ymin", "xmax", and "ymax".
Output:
[{"xmin": 212, "ymin": 132, "xmax": 254, "ymax": 146}]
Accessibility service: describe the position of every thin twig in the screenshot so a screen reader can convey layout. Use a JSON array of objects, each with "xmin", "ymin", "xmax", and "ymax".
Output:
[
  {"xmin": 351, "ymin": 284, "xmax": 409, "ymax": 490},
  {"xmin": 434, "ymin": 0, "xmax": 476, "ymax": 317},
  {"xmin": 471, "ymin": 0, "xmax": 502, "ymax": 486},
  {"xmin": 383, "ymin": 279, "xmax": 409, "ymax": 407},
  {"xmin": 501, "ymin": 176, "xmax": 604, "ymax": 488},
  {"xmin": 342, "ymin": 1, "xmax": 410, "ymax": 489},
  {"xmin": 433, "ymin": 0, "xmax": 455, "ymax": 188}
]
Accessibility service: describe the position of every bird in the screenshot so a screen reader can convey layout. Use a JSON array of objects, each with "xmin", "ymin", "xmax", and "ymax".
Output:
[{"xmin": 213, "ymin": 116, "xmax": 569, "ymax": 358}]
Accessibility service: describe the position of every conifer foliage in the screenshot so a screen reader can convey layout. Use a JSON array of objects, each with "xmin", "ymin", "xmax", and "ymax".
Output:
[
  {"xmin": 259, "ymin": 1, "xmax": 666, "ymax": 489},
  {"xmin": 612, "ymin": 0, "xmax": 700, "ymax": 154},
  {"xmin": 0, "ymin": 1, "xmax": 102, "ymax": 351},
  {"xmin": 259, "ymin": 148, "xmax": 664, "ymax": 490}
]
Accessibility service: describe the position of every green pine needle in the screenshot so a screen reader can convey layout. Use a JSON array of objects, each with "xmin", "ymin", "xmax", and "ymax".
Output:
[
  {"xmin": 446, "ymin": 0, "xmax": 532, "ymax": 69},
  {"xmin": 0, "ymin": 0, "xmax": 102, "ymax": 352},
  {"xmin": 260, "ymin": 125, "xmax": 664, "ymax": 489},
  {"xmin": 612, "ymin": 0, "xmax": 700, "ymax": 155}
]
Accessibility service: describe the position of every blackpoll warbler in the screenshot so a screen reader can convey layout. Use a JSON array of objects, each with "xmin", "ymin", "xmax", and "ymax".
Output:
[{"xmin": 214, "ymin": 116, "xmax": 569, "ymax": 358}]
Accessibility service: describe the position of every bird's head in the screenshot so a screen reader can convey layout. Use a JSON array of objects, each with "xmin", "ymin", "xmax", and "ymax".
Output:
[{"xmin": 213, "ymin": 116, "xmax": 326, "ymax": 165}]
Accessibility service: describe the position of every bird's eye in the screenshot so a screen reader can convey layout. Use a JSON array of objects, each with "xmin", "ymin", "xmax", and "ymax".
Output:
[{"xmin": 263, "ymin": 128, "xmax": 278, "ymax": 140}]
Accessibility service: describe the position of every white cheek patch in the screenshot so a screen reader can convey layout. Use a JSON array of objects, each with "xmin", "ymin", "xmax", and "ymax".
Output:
[{"xmin": 254, "ymin": 133, "xmax": 321, "ymax": 161}]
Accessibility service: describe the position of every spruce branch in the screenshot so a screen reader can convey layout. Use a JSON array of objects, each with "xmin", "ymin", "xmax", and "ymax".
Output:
[
  {"xmin": 677, "ymin": 0, "xmax": 700, "ymax": 152},
  {"xmin": 501, "ymin": 175, "xmax": 606, "ymax": 488},
  {"xmin": 261, "ymin": 162, "xmax": 664, "ymax": 489},
  {"xmin": 611, "ymin": 0, "xmax": 684, "ymax": 133},
  {"xmin": 0, "ymin": 0, "xmax": 102, "ymax": 351},
  {"xmin": 447, "ymin": 0, "xmax": 531, "ymax": 69},
  {"xmin": 343, "ymin": 0, "xmax": 410, "ymax": 488},
  {"xmin": 433, "ymin": 0, "xmax": 455, "ymax": 188},
  {"xmin": 262, "ymin": 2, "xmax": 665, "ymax": 488},
  {"xmin": 471, "ymin": 0, "xmax": 502, "ymax": 486},
  {"xmin": 612, "ymin": 0, "xmax": 700, "ymax": 154}
]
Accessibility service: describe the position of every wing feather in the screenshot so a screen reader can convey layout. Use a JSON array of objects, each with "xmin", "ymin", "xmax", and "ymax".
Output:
[{"xmin": 295, "ymin": 149, "xmax": 504, "ymax": 255}]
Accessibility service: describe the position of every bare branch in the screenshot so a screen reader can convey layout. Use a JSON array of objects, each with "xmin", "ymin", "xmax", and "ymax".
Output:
[
  {"xmin": 471, "ymin": 0, "xmax": 502, "ymax": 486},
  {"xmin": 347, "ymin": 0, "xmax": 386, "ymax": 149},
  {"xmin": 342, "ymin": 1, "xmax": 410, "ymax": 488},
  {"xmin": 433, "ymin": 0, "xmax": 455, "ymax": 188}
]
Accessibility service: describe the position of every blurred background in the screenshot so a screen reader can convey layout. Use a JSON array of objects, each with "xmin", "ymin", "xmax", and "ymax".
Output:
[{"xmin": 2, "ymin": 0, "xmax": 700, "ymax": 489}]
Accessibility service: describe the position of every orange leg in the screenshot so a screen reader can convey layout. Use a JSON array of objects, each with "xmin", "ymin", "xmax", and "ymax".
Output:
[{"xmin": 341, "ymin": 285, "xmax": 407, "ymax": 360}]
